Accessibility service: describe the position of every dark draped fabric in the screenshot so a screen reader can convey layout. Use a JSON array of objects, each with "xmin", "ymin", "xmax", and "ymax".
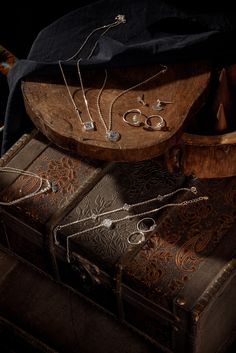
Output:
[{"xmin": 2, "ymin": 0, "xmax": 236, "ymax": 154}]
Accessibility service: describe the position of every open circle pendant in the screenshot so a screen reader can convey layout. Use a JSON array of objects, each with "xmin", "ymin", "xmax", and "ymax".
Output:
[
  {"xmin": 145, "ymin": 115, "xmax": 166, "ymax": 131},
  {"xmin": 106, "ymin": 130, "xmax": 121, "ymax": 142}
]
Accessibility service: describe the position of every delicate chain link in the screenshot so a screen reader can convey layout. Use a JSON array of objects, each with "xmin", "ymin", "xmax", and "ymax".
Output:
[
  {"xmin": 58, "ymin": 60, "xmax": 84, "ymax": 125},
  {"xmin": 58, "ymin": 15, "xmax": 127, "ymax": 129},
  {"xmin": 96, "ymin": 69, "xmax": 109, "ymax": 132},
  {"xmin": 0, "ymin": 167, "xmax": 54, "ymax": 205},
  {"xmin": 58, "ymin": 14, "xmax": 167, "ymax": 141},
  {"xmin": 125, "ymin": 196, "xmax": 208, "ymax": 220},
  {"xmin": 107, "ymin": 65, "xmax": 167, "ymax": 132},
  {"xmin": 95, "ymin": 65, "xmax": 167, "ymax": 134},
  {"xmin": 54, "ymin": 186, "xmax": 197, "ymax": 235},
  {"xmin": 65, "ymin": 15, "xmax": 126, "ymax": 62},
  {"xmin": 76, "ymin": 58, "xmax": 94, "ymax": 123},
  {"xmin": 63, "ymin": 195, "xmax": 208, "ymax": 262},
  {"xmin": 52, "ymin": 185, "xmax": 208, "ymax": 262}
]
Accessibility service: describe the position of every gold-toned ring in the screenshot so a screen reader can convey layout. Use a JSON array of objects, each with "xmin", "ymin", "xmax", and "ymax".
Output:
[
  {"xmin": 145, "ymin": 114, "xmax": 166, "ymax": 131},
  {"xmin": 123, "ymin": 109, "xmax": 146, "ymax": 127}
]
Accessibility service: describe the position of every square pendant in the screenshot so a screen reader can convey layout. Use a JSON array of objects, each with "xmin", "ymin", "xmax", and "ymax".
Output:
[{"xmin": 83, "ymin": 121, "xmax": 95, "ymax": 131}]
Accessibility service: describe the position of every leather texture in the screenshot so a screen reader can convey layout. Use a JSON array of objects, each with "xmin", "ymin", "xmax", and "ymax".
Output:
[{"xmin": 1, "ymin": 131, "xmax": 236, "ymax": 353}]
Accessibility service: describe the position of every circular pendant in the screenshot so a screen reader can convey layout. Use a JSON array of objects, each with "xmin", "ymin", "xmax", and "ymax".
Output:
[{"xmin": 106, "ymin": 130, "xmax": 121, "ymax": 142}]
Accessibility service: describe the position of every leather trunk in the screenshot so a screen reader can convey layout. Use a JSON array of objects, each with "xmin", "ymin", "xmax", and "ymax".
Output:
[
  {"xmin": 0, "ymin": 248, "xmax": 157, "ymax": 353},
  {"xmin": 1, "ymin": 130, "xmax": 236, "ymax": 353}
]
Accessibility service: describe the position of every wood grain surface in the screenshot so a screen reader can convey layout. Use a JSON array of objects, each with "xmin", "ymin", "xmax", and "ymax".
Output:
[
  {"xmin": 22, "ymin": 61, "xmax": 210, "ymax": 161},
  {"xmin": 166, "ymin": 64, "xmax": 236, "ymax": 178}
]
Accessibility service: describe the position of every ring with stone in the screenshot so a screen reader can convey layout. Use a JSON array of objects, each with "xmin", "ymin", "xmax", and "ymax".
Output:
[
  {"xmin": 123, "ymin": 109, "xmax": 146, "ymax": 127},
  {"xmin": 144, "ymin": 114, "xmax": 166, "ymax": 131}
]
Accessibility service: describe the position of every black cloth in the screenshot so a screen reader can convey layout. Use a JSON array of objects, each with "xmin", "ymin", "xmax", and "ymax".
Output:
[{"xmin": 2, "ymin": 0, "xmax": 236, "ymax": 154}]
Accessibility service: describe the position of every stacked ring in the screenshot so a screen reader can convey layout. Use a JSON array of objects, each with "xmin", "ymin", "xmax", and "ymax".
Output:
[{"xmin": 127, "ymin": 217, "xmax": 156, "ymax": 245}]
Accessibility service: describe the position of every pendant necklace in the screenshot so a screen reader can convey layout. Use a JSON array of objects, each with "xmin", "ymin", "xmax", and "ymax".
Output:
[
  {"xmin": 58, "ymin": 15, "xmax": 126, "ymax": 132},
  {"xmin": 0, "ymin": 166, "xmax": 57, "ymax": 205},
  {"xmin": 95, "ymin": 64, "xmax": 168, "ymax": 142}
]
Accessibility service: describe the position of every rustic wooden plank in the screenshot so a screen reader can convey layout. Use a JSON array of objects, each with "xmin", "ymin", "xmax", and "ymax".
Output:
[{"xmin": 22, "ymin": 61, "xmax": 210, "ymax": 161}]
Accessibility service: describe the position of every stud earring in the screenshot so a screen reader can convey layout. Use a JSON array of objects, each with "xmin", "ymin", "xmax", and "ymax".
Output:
[
  {"xmin": 152, "ymin": 99, "xmax": 173, "ymax": 111},
  {"xmin": 137, "ymin": 94, "xmax": 149, "ymax": 107}
]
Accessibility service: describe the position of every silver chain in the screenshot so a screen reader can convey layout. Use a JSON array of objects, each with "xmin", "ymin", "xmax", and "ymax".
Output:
[
  {"xmin": 52, "ymin": 185, "xmax": 209, "ymax": 262},
  {"xmin": 0, "ymin": 167, "xmax": 54, "ymax": 205},
  {"xmin": 84, "ymin": 64, "xmax": 167, "ymax": 141},
  {"xmin": 58, "ymin": 60, "xmax": 84, "ymax": 125},
  {"xmin": 106, "ymin": 64, "xmax": 167, "ymax": 133},
  {"xmin": 58, "ymin": 15, "xmax": 126, "ymax": 132},
  {"xmin": 65, "ymin": 15, "xmax": 126, "ymax": 62},
  {"xmin": 54, "ymin": 185, "xmax": 198, "ymax": 234},
  {"xmin": 63, "ymin": 195, "xmax": 208, "ymax": 262}
]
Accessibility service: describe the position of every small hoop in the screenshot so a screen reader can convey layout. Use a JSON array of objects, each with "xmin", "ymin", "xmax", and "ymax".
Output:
[
  {"xmin": 123, "ymin": 109, "xmax": 146, "ymax": 127},
  {"xmin": 137, "ymin": 217, "xmax": 156, "ymax": 233},
  {"xmin": 144, "ymin": 114, "xmax": 166, "ymax": 131},
  {"xmin": 127, "ymin": 231, "xmax": 145, "ymax": 245}
]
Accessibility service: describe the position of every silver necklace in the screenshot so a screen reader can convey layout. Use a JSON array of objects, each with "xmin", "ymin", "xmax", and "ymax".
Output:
[
  {"xmin": 52, "ymin": 186, "xmax": 209, "ymax": 262},
  {"xmin": 58, "ymin": 15, "xmax": 126, "ymax": 132},
  {"xmin": 94, "ymin": 65, "xmax": 168, "ymax": 141},
  {"xmin": 65, "ymin": 195, "xmax": 208, "ymax": 262},
  {"xmin": 0, "ymin": 166, "xmax": 57, "ymax": 205}
]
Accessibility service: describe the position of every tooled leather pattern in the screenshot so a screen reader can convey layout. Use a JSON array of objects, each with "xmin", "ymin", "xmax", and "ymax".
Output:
[
  {"xmin": 0, "ymin": 146, "xmax": 103, "ymax": 223},
  {"xmin": 124, "ymin": 177, "xmax": 236, "ymax": 309},
  {"xmin": 58, "ymin": 158, "xmax": 186, "ymax": 273}
]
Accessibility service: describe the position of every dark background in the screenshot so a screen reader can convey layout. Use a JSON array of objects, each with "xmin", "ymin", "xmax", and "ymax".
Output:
[
  {"xmin": 1, "ymin": 2, "xmax": 236, "ymax": 352},
  {"xmin": 1, "ymin": 1, "xmax": 236, "ymax": 59},
  {"xmin": 0, "ymin": 2, "xmax": 97, "ymax": 59},
  {"xmin": 0, "ymin": 2, "xmax": 96, "ymax": 130}
]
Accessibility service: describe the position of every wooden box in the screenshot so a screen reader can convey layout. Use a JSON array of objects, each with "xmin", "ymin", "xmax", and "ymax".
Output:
[{"xmin": 1, "ymin": 130, "xmax": 236, "ymax": 353}]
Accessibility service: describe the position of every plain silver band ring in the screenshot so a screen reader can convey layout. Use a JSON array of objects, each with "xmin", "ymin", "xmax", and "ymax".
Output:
[
  {"xmin": 127, "ymin": 231, "xmax": 145, "ymax": 245},
  {"xmin": 136, "ymin": 217, "xmax": 156, "ymax": 233}
]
